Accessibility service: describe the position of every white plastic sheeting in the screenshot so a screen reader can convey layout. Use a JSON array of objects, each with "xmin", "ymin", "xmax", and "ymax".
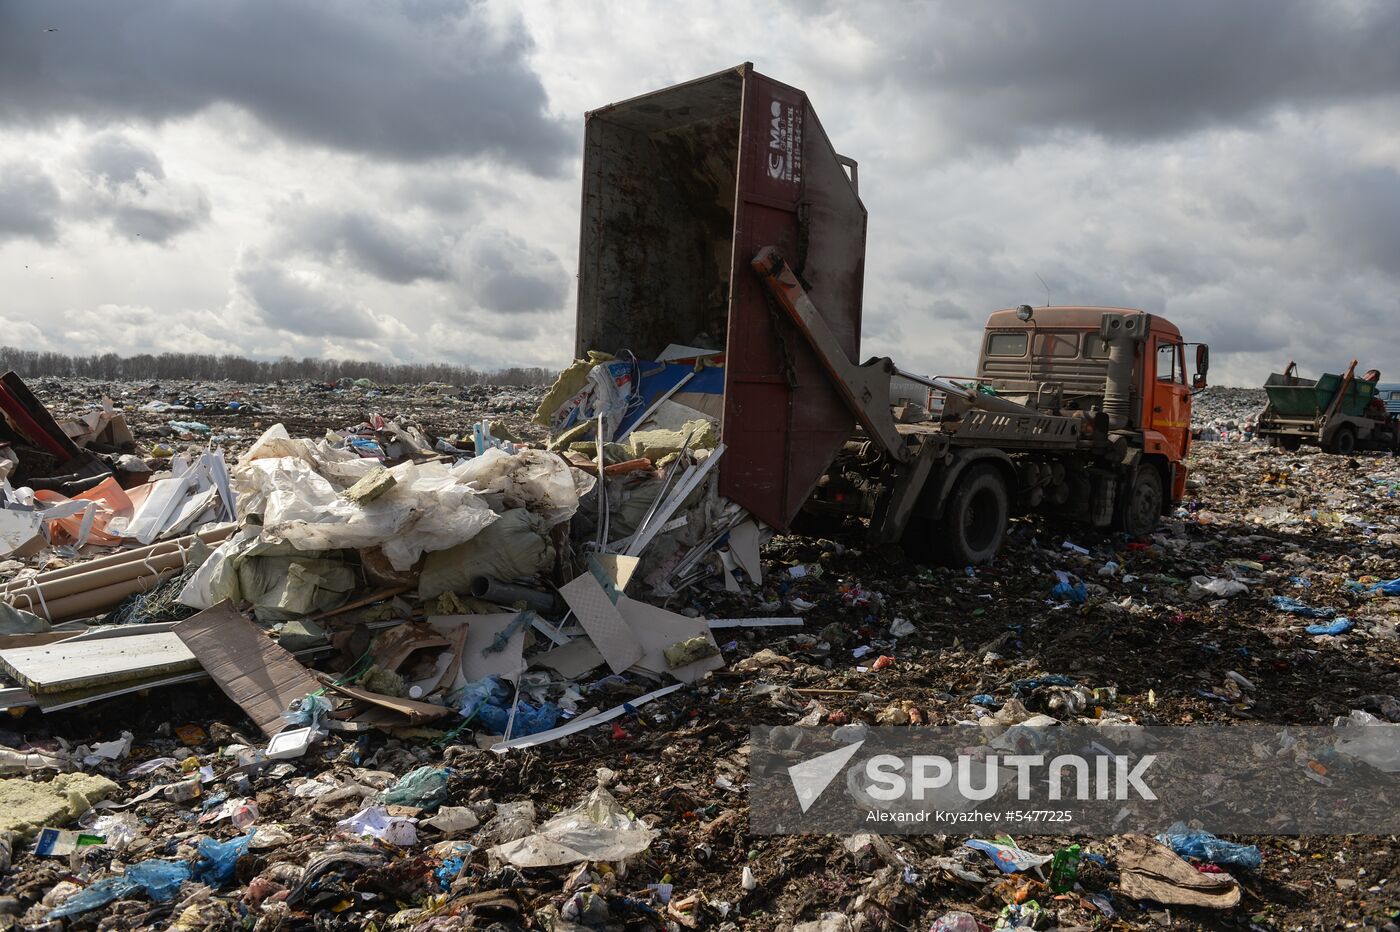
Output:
[
  {"xmin": 456, "ymin": 448, "xmax": 595, "ymax": 528},
  {"xmin": 232, "ymin": 425, "xmax": 499, "ymax": 570},
  {"xmin": 488, "ymin": 786, "xmax": 655, "ymax": 867}
]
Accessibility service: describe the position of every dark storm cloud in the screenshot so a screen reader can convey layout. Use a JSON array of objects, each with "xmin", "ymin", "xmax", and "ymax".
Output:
[
  {"xmin": 456, "ymin": 229, "xmax": 568, "ymax": 314},
  {"xmin": 1317, "ymin": 167, "xmax": 1400, "ymax": 280},
  {"xmin": 82, "ymin": 134, "xmax": 165, "ymax": 184},
  {"xmin": 0, "ymin": 0, "xmax": 571, "ymax": 173},
  {"xmin": 0, "ymin": 160, "xmax": 60, "ymax": 242},
  {"xmin": 838, "ymin": 0, "xmax": 1400, "ymax": 148},
  {"xmin": 76, "ymin": 134, "xmax": 210, "ymax": 244},
  {"xmin": 236, "ymin": 259, "xmax": 386, "ymax": 339},
  {"xmin": 279, "ymin": 206, "xmax": 450, "ymax": 284}
]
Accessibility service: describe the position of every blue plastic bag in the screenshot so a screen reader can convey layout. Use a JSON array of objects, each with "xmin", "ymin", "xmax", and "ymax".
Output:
[
  {"xmin": 50, "ymin": 858, "xmax": 193, "ymax": 919},
  {"xmin": 457, "ymin": 676, "xmax": 511, "ymax": 721},
  {"xmin": 1156, "ymin": 822, "xmax": 1261, "ymax": 870},
  {"xmin": 1306, "ymin": 619, "xmax": 1353, "ymax": 636},
  {"xmin": 192, "ymin": 831, "xmax": 255, "ymax": 888},
  {"xmin": 1367, "ymin": 578, "xmax": 1400, "ymax": 595},
  {"xmin": 126, "ymin": 858, "xmax": 193, "ymax": 901},
  {"xmin": 1270, "ymin": 595, "xmax": 1335, "ymax": 618},
  {"xmin": 476, "ymin": 700, "xmax": 561, "ymax": 739},
  {"xmin": 1051, "ymin": 571, "xmax": 1087, "ymax": 604},
  {"xmin": 49, "ymin": 876, "xmax": 140, "ymax": 919}
]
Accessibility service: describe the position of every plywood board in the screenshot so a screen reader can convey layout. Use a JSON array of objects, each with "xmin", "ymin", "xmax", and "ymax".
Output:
[
  {"xmin": 174, "ymin": 601, "xmax": 322, "ymax": 737},
  {"xmin": 0, "ymin": 632, "xmax": 198, "ymax": 694},
  {"xmin": 559, "ymin": 572, "xmax": 641, "ymax": 673}
]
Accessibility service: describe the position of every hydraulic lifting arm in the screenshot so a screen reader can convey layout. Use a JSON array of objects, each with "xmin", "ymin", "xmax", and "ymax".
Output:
[{"xmin": 751, "ymin": 247, "xmax": 911, "ymax": 463}]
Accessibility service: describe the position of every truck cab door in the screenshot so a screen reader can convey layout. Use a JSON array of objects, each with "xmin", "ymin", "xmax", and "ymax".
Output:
[{"xmin": 1150, "ymin": 339, "xmax": 1190, "ymax": 457}]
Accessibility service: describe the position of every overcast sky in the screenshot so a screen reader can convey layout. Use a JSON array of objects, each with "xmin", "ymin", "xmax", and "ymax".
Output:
[{"xmin": 1, "ymin": 1, "xmax": 1397, "ymax": 386}]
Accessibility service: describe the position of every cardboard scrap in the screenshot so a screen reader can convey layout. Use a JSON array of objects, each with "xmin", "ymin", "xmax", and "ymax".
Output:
[
  {"xmin": 174, "ymin": 601, "xmax": 322, "ymax": 737},
  {"xmin": 1116, "ymin": 835, "xmax": 1241, "ymax": 908}
]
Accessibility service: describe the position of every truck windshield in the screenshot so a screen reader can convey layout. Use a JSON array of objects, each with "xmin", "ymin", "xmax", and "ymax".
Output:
[
  {"xmin": 1031, "ymin": 332, "xmax": 1079, "ymax": 357},
  {"xmin": 986, "ymin": 332, "xmax": 1028, "ymax": 357}
]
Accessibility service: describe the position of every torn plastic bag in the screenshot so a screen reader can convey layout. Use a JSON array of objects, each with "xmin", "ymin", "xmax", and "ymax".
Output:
[
  {"xmin": 49, "ymin": 857, "xmax": 192, "ymax": 919},
  {"xmin": 1334, "ymin": 710, "xmax": 1400, "ymax": 772},
  {"xmin": 418, "ymin": 508, "xmax": 555, "ymax": 599},
  {"xmin": 488, "ymin": 786, "xmax": 656, "ymax": 868},
  {"xmin": 192, "ymin": 831, "xmax": 255, "ymax": 888},
  {"xmin": 1156, "ymin": 823, "xmax": 1261, "ymax": 870},
  {"xmin": 457, "ymin": 447, "xmax": 595, "ymax": 527},
  {"xmin": 177, "ymin": 535, "xmax": 354, "ymax": 621},
  {"xmin": 376, "ymin": 766, "xmax": 450, "ymax": 812},
  {"xmin": 534, "ymin": 351, "xmax": 615, "ymax": 428},
  {"xmin": 336, "ymin": 805, "xmax": 418, "ymax": 846}
]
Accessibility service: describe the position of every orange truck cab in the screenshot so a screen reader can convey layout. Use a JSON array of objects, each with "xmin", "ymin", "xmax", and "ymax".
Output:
[{"xmin": 976, "ymin": 306, "xmax": 1208, "ymax": 505}]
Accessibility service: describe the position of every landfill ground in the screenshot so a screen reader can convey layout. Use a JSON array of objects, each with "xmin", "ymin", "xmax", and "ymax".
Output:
[{"xmin": 1, "ymin": 380, "xmax": 1396, "ymax": 931}]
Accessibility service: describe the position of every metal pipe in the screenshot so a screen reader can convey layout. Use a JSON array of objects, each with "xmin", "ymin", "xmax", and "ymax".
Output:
[{"xmin": 469, "ymin": 576, "xmax": 562, "ymax": 615}]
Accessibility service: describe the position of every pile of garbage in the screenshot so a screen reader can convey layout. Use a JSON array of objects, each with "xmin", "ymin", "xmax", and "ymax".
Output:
[
  {"xmin": 31, "ymin": 376, "xmax": 549, "ymax": 457},
  {"xmin": 1191, "ymin": 385, "xmax": 1267, "ymax": 438},
  {"xmin": 0, "ymin": 368, "xmax": 1394, "ymax": 929}
]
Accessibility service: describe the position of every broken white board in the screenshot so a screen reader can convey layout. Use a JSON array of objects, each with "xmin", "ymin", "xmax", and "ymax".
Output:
[
  {"xmin": 591, "ymin": 553, "xmax": 640, "ymax": 593},
  {"xmin": 558, "ymin": 572, "xmax": 641, "ymax": 674},
  {"xmin": 534, "ymin": 638, "xmax": 605, "ymax": 679},
  {"xmin": 727, "ymin": 520, "xmax": 764, "ymax": 584},
  {"xmin": 0, "ymin": 632, "xmax": 198, "ymax": 694},
  {"xmin": 617, "ymin": 596, "xmax": 723, "ymax": 684},
  {"xmin": 453, "ymin": 613, "xmax": 527, "ymax": 685}
]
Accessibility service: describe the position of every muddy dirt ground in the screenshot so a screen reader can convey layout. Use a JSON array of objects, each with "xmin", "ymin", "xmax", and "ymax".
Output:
[{"xmin": 3, "ymin": 381, "xmax": 1396, "ymax": 931}]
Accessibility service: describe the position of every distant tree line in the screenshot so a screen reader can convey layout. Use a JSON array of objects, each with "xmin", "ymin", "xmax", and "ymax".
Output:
[{"xmin": 0, "ymin": 346, "xmax": 555, "ymax": 387}]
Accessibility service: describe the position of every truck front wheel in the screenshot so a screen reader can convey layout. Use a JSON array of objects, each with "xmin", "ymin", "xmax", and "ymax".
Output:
[
  {"xmin": 936, "ymin": 464, "xmax": 1009, "ymax": 567},
  {"xmin": 1117, "ymin": 467, "xmax": 1163, "ymax": 537},
  {"xmin": 1326, "ymin": 425, "xmax": 1357, "ymax": 455}
]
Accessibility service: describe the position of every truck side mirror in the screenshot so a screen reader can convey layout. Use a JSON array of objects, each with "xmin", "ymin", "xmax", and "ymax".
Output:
[{"xmin": 1193, "ymin": 344, "xmax": 1209, "ymax": 388}]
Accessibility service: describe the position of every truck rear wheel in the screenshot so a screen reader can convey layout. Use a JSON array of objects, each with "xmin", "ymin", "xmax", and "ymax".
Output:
[
  {"xmin": 934, "ymin": 464, "xmax": 1009, "ymax": 567},
  {"xmin": 1275, "ymin": 436, "xmax": 1302, "ymax": 452},
  {"xmin": 1117, "ymin": 467, "xmax": 1163, "ymax": 537},
  {"xmin": 1326, "ymin": 425, "xmax": 1357, "ymax": 455}
]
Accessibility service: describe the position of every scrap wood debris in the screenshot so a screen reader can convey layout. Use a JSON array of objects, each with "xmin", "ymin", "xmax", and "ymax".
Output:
[{"xmin": 0, "ymin": 372, "xmax": 1391, "ymax": 929}]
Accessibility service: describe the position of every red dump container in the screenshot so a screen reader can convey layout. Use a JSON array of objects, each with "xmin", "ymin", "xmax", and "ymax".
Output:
[{"xmin": 575, "ymin": 63, "xmax": 868, "ymax": 529}]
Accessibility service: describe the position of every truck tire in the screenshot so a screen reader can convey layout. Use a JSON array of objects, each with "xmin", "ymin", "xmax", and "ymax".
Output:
[
  {"xmin": 1275, "ymin": 436, "xmax": 1302, "ymax": 452},
  {"xmin": 934, "ymin": 464, "xmax": 1009, "ymax": 567},
  {"xmin": 1327, "ymin": 425, "xmax": 1357, "ymax": 455},
  {"xmin": 1117, "ymin": 467, "xmax": 1163, "ymax": 538}
]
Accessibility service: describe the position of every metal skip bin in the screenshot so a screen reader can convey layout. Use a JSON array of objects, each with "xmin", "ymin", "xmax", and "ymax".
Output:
[{"xmin": 575, "ymin": 63, "xmax": 867, "ymax": 529}]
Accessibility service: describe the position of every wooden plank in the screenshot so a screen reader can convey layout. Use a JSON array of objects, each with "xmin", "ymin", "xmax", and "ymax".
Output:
[
  {"xmin": 174, "ymin": 601, "xmax": 322, "ymax": 737},
  {"xmin": 0, "ymin": 632, "xmax": 197, "ymax": 694},
  {"xmin": 324, "ymin": 679, "xmax": 452, "ymax": 723}
]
